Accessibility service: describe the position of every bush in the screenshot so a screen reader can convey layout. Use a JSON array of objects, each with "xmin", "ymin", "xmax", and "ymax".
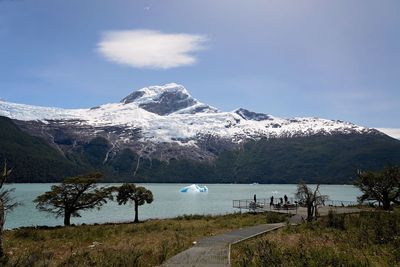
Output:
[
  {"xmin": 325, "ymin": 210, "xmax": 346, "ymax": 230},
  {"xmin": 265, "ymin": 212, "xmax": 288, "ymax": 224},
  {"xmin": 256, "ymin": 239, "xmax": 283, "ymax": 266}
]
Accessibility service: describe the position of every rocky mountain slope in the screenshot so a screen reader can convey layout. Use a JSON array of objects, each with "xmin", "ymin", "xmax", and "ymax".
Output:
[
  {"xmin": 0, "ymin": 83, "xmax": 398, "ymax": 183},
  {"xmin": 0, "ymin": 83, "xmax": 378, "ymax": 160}
]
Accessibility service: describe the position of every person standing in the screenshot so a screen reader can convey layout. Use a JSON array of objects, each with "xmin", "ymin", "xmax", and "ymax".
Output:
[
  {"xmin": 253, "ymin": 194, "xmax": 257, "ymax": 203},
  {"xmin": 284, "ymin": 194, "xmax": 288, "ymax": 204},
  {"xmin": 270, "ymin": 196, "xmax": 274, "ymax": 206}
]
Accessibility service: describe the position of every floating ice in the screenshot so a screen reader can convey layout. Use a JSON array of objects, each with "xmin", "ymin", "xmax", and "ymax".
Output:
[
  {"xmin": 271, "ymin": 190, "xmax": 279, "ymax": 194},
  {"xmin": 180, "ymin": 184, "xmax": 208, "ymax": 193}
]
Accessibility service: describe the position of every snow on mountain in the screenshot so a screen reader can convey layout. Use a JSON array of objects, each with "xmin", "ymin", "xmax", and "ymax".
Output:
[
  {"xmin": 0, "ymin": 83, "xmax": 376, "ymax": 146},
  {"xmin": 121, "ymin": 83, "xmax": 218, "ymax": 115}
]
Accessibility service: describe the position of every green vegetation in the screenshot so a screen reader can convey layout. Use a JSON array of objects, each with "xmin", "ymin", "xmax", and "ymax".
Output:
[
  {"xmin": 34, "ymin": 173, "xmax": 114, "ymax": 226},
  {"xmin": 0, "ymin": 116, "xmax": 85, "ymax": 182},
  {"xmin": 115, "ymin": 183, "xmax": 154, "ymax": 223},
  {"xmin": 231, "ymin": 210, "xmax": 400, "ymax": 267},
  {"xmin": 214, "ymin": 134, "xmax": 400, "ymax": 184},
  {"xmin": 106, "ymin": 134, "xmax": 400, "ymax": 184},
  {"xmin": 0, "ymin": 212, "xmax": 287, "ymax": 266},
  {"xmin": 355, "ymin": 165, "xmax": 400, "ymax": 210}
]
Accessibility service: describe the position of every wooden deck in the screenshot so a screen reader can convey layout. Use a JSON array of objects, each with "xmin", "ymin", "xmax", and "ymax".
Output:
[
  {"xmin": 233, "ymin": 198, "xmax": 361, "ymax": 216},
  {"xmin": 232, "ymin": 198, "xmax": 298, "ymax": 213}
]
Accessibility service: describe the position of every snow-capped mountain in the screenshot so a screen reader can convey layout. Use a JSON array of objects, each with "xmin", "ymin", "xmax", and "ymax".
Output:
[
  {"xmin": 2, "ymin": 83, "xmax": 399, "ymax": 184},
  {"xmin": 121, "ymin": 83, "xmax": 219, "ymax": 115},
  {"xmin": 0, "ymin": 83, "xmax": 379, "ymax": 161}
]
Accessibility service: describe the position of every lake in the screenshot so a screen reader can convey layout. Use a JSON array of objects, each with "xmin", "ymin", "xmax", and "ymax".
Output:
[{"xmin": 3, "ymin": 183, "xmax": 361, "ymax": 229}]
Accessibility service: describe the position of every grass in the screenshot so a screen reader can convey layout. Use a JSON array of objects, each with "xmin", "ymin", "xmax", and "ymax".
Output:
[
  {"xmin": 231, "ymin": 209, "xmax": 400, "ymax": 267},
  {"xmin": 0, "ymin": 211, "xmax": 288, "ymax": 266}
]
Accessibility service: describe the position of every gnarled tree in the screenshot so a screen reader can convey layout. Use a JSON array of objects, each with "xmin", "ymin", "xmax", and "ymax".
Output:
[
  {"xmin": 296, "ymin": 180, "xmax": 328, "ymax": 221},
  {"xmin": 0, "ymin": 162, "xmax": 18, "ymax": 257},
  {"xmin": 34, "ymin": 173, "xmax": 113, "ymax": 226},
  {"xmin": 355, "ymin": 165, "xmax": 400, "ymax": 210},
  {"xmin": 115, "ymin": 183, "xmax": 153, "ymax": 223}
]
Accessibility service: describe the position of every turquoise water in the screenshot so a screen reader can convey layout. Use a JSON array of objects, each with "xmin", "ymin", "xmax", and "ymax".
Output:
[{"xmin": 3, "ymin": 183, "xmax": 360, "ymax": 229}]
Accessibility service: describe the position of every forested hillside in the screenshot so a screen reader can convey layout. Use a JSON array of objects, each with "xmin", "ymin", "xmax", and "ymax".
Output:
[
  {"xmin": 1, "ymin": 116, "xmax": 400, "ymax": 184},
  {"xmin": 0, "ymin": 116, "xmax": 84, "ymax": 182}
]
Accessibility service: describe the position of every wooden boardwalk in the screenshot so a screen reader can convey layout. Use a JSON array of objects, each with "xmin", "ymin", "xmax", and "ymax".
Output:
[
  {"xmin": 161, "ymin": 204, "xmax": 361, "ymax": 266},
  {"xmin": 161, "ymin": 223, "xmax": 285, "ymax": 267}
]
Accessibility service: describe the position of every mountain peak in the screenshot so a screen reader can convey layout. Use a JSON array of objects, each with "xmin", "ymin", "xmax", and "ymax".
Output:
[
  {"xmin": 121, "ymin": 83, "xmax": 188, "ymax": 104},
  {"xmin": 234, "ymin": 108, "xmax": 272, "ymax": 121},
  {"xmin": 121, "ymin": 83, "xmax": 218, "ymax": 115}
]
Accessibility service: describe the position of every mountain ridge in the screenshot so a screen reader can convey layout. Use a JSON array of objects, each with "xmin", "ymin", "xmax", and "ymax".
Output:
[
  {"xmin": 0, "ymin": 83, "xmax": 399, "ymax": 183},
  {"xmin": 0, "ymin": 83, "xmax": 379, "ymax": 145}
]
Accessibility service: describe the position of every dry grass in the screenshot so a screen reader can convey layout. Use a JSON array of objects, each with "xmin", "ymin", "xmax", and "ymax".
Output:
[
  {"xmin": 231, "ymin": 210, "xmax": 400, "ymax": 267},
  {"xmin": 1, "ymin": 212, "xmax": 287, "ymax": 266}
]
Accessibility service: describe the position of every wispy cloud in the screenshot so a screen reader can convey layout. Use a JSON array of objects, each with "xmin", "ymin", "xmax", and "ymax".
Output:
[
  {"xmin": 97, "ymin": 30, "xmax": 207, "ymax": 69},
  {"xmin": 376, "ymin": 128, "xmax": 400, "ymax": 140}
]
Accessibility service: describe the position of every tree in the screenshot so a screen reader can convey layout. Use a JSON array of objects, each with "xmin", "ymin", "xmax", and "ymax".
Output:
[
  {"xmin": 355, "ymin": 165, "xmax": 400, "ymax": 210},
  {"xmin": 34, "ymin": 173, "xmax": 113, "ymax": 226},
  {"xmin": 115, "ymin": 183, "xmax": 153, "ymax": 223},
  {"xmin": 0, "ymin": 162, "xmax": 18, "ymax": 257},
  {"xmin": 295, "ymin": 180, "xmax": 328, "ymax": 221}
]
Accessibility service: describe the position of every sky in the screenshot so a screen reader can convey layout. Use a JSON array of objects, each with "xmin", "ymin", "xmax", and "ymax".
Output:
[{"xmin": 0, "ymin": 0, "xmax": 400, "ymax": 133}]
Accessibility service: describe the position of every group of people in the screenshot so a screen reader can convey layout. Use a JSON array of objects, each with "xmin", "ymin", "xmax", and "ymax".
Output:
[
  {"xmin": 252, "ymin": 194, "xmax": 290, "ymax": 205},
  {"xmin": 249, "ymin": 193, "xmax": 297, "ymax": 211},
  {"xmin": 269, "ymin": 194, "xmax": 289, "ymax": 206}
]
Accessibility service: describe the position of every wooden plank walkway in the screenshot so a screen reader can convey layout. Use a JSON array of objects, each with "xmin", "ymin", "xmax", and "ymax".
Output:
[
  {"xmin": 161, "ymin": 223, "xmax": 285, "ymax": 267},
  {"xmin": 161, "ymin": 207, "xmax": 361, "ymax": 266}
]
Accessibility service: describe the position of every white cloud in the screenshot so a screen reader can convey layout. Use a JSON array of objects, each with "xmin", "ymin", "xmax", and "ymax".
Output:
[
  {"xmin": 97, "ymin": 30, "xmax": 207, "ymax": 69},
  {"xmin": 376, "ymin": 128, "xmax": 400, "ymax": 140}
]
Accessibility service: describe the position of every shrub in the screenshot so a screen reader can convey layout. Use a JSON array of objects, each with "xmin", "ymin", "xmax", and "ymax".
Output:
[{"xmin": 326, "ymin": 210, "xmax": 346, "ymax": 230}]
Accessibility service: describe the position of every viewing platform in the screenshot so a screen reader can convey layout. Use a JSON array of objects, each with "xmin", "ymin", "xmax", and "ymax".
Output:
[
  {"xmin": 233, "ymin": 198, "xmax": 360, "ymax": 216},
  {"xmin": 232, "ymin": 198, "xmax": 298, "ymax": 214}
]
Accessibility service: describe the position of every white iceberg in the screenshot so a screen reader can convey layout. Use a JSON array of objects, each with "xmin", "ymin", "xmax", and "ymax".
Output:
[{"xmin": 180, "ymin": 184, "xmax": 208, "ymax": 193}]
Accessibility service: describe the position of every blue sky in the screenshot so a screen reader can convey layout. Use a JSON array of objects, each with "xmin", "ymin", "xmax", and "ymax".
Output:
[{"xmin": 1, "ymin": 0, "xmax": 399, "ymax": 129}]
